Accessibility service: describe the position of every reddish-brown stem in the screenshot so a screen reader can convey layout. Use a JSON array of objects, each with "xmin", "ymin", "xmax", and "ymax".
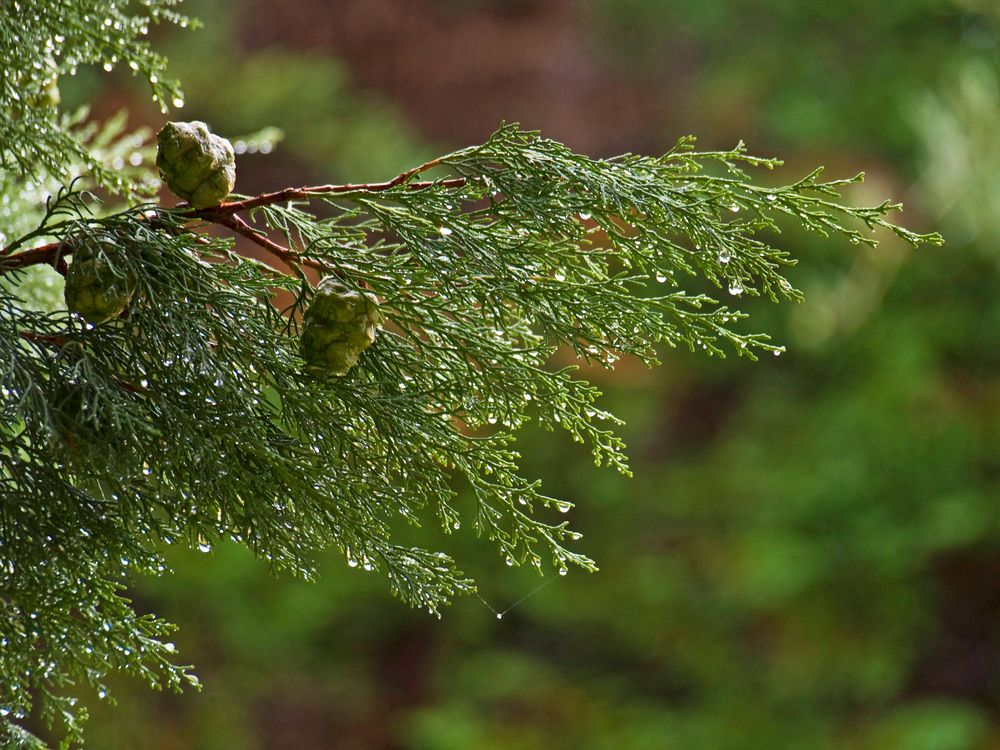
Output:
[
  {"xmin": 196, "ymin": 153, "xmax": 464, "ymax": 216},
  {"xmin": 207, "ymin": 176, "xmax": 468, "ymax": 215},
  {"xmin": 19, "ymin": 330, "xmax": 69, "ymax": 348},
  {"xmin": 1, "ymin": 242, "xmax": 71, "ymax": 274},
  {"xmin": 213, "ymin": 212, "xmax": 343, "ymax": 278},
  {"xmin": 1, "ymin": 158, "xmax": 467, "ymax": 276},
  {"xmin": 217, "ymin": 214, "xmax": 299, "ymax": 264}
]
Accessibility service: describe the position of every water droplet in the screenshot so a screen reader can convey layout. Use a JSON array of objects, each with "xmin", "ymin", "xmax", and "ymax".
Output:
[
  {"xmin": 766, "ymin": 194, "xmax": 777, "ymax": 202},
  {"xmin": 556, "ymin": 502, "xmax": 571, "ymax": 513},
  {"xmin": 453, "ymin": 521, "xmax": 461, "ymax": 530},
  {"xmin": 197, "ymin": 542, "xmax": 211, "ymax": 553},
  {"xmin": 655, "ymin": 273, "xmax": 667, "ymax": 283},
  {"xmin": 558, "ymin": 567, "xmax": 568, "ymax": 576},
  {"xmin": 347, "ymin": 557, "xmax": 358, "ymax": 568},
  {"xmin": 438, "ymin": 226, "xmax": 452, "ymax": 237},
  {"xmin": 729, "ymin": 203, "xmax": 740, "ymax": 213},
  {"xmin": 717, "ymin": 249, "xmax": 732, "ymax": 264},
  {"xmin": 505, "ymin": 556, "xmax": 514, "ymax": 566},
  {"xmin": 102, "ymin": 62, "xmax": 113, "ymax": 72},
  {"xmin": 578, "ymin": 212, "xmax": 591, "ymax": 221},
  {"xmin": 496, "ymin": 612, "xmax": 503, "ymax": 620},
  {"xmin": 774, "ymin": 348, "xmax": 783, "ymax": 357},
  {"xmin": 728, "ymin": 281, "xmax": 744, "ymax": 296},
  {"xmin": 172, "ymin": 97, "xmax": 184, "ymax": 108}
]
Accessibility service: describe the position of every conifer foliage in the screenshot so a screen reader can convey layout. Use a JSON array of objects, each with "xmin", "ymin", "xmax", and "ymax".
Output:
[{"xmin": 0, "ymin": 2, "xmax": 942, "ymax": 746}]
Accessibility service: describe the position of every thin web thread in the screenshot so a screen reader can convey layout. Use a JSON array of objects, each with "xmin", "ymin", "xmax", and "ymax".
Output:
[{"xmin": 475, "ymin": 574, "xmax": 559, "ymax": 619}]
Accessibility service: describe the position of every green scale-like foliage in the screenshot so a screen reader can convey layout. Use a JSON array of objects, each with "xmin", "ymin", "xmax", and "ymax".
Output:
[
  {"xmin": 0, "ymin": 129, "xmax": 940, "ymax": 744},
  {"xmin": 0, "ymin": 5, "xmax": 943, "ymax": 748},
  {"xmin": 0, "ymin": 0, "xmax": 190, "ymax": 191}
]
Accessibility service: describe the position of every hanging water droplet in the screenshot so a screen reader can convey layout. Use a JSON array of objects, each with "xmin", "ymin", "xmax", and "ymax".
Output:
[
  {"xmin": 728, "ymin": 280, "xmax": 744, "ymax": 296},
  {"xmin": 558, "ymin": 567, "xmax": 568, "ymax": 576},
  {"xmin": 578, "ymin": 212, "xmax": 591, "ymax": 221},
  {"xmin": 729, "ymin": 203, "xmax": 740, "ymax": 213},
  {"xmin": 655, "ymin": 272, "xmax": 667, "ymax": 283},
  {"xmin": 765, "ymin": 193, "xmax": 777, "ymax": 202},
  {"xmin": 717, "ymin": 249, "xmax": 732, "ymax": 264},
  {"xmin": 453, "ymin": 521, "xmax": 461, "ymax": 530},
  {"xmin": 556, "ymin": 501, "xmax": 571, "ymax": 513},
  {"xmin": 197, "ymin": 541, "xmax": 211, "ymax": 553},
  {"xmin": 774, "ymin": 348, "xmax": 783, "ymax": 357},
  {"xmin": 172, "ymin": 97, "xmax": 185, "ymax": 108},
  {"xmin": 505, "ymin": 556, "xmax": 514, "ymax": 566},
  {"xmin": 438, "ymin": 226, "xmax": 452, "ymax": 237},
  {"xmin": 102, "ymin": 61, "xmax": 113, "ymax": 72},
  {"xmin": 496, "ymin": 612, "xmax": 503, "ymax": 620}
]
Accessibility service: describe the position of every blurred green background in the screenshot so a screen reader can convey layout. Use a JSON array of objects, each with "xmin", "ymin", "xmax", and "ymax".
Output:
[{"xmin": 69, "ymin": 0, "xmax": 1000, "ymax": 747}]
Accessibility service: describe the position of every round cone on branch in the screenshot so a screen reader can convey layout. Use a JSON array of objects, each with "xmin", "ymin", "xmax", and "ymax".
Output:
[
  {"xmin": 156, "ymin": 120, "xmax": 235, "ymax": 208},
  {"xmin": 64, "ymin": 240, "xmax": 139, "ymax": 325},
  {"xmin": 300, "ymin": 278, "xmax": 383, "ymax": 377}
]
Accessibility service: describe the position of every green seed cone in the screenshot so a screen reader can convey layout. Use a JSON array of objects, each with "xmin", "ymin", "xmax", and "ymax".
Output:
[
  {"xmin": 156, "ymin": 120, "xmax": 236, "ymax": 208},
  {"xmin": 300, "ymin": 279, "xmax": 383, "ymax": 377},
  {"xmin": 64, "ymin": 242, "xmax": 138, "ymax": 325}
]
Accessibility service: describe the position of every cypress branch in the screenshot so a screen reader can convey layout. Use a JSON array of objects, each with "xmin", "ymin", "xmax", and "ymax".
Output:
[{"xmin": 0, "ymin": 3, "xmax": 943, "ymax": 747}]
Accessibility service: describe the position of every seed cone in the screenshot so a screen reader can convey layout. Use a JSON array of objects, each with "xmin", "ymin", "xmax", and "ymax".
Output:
[
  {"xmin": 156, "ymin": 120, "xmax": 235, "ymax": 208},
  {"xmin": 64, "ymin": 241, "xmax": 138, "ymax": 325},
  {"xmin": 300, "ymin": 279, "xmax": 382, "ymax": 377}
]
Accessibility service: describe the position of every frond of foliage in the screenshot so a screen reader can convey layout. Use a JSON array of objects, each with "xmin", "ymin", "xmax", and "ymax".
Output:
[
  {"xmin": 0, "ymin": 4, "xmax": 943, "ymax": 748},
  {"xmin": 0, "ymin": 0, "xmax": 189, "ymax": 194}
]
